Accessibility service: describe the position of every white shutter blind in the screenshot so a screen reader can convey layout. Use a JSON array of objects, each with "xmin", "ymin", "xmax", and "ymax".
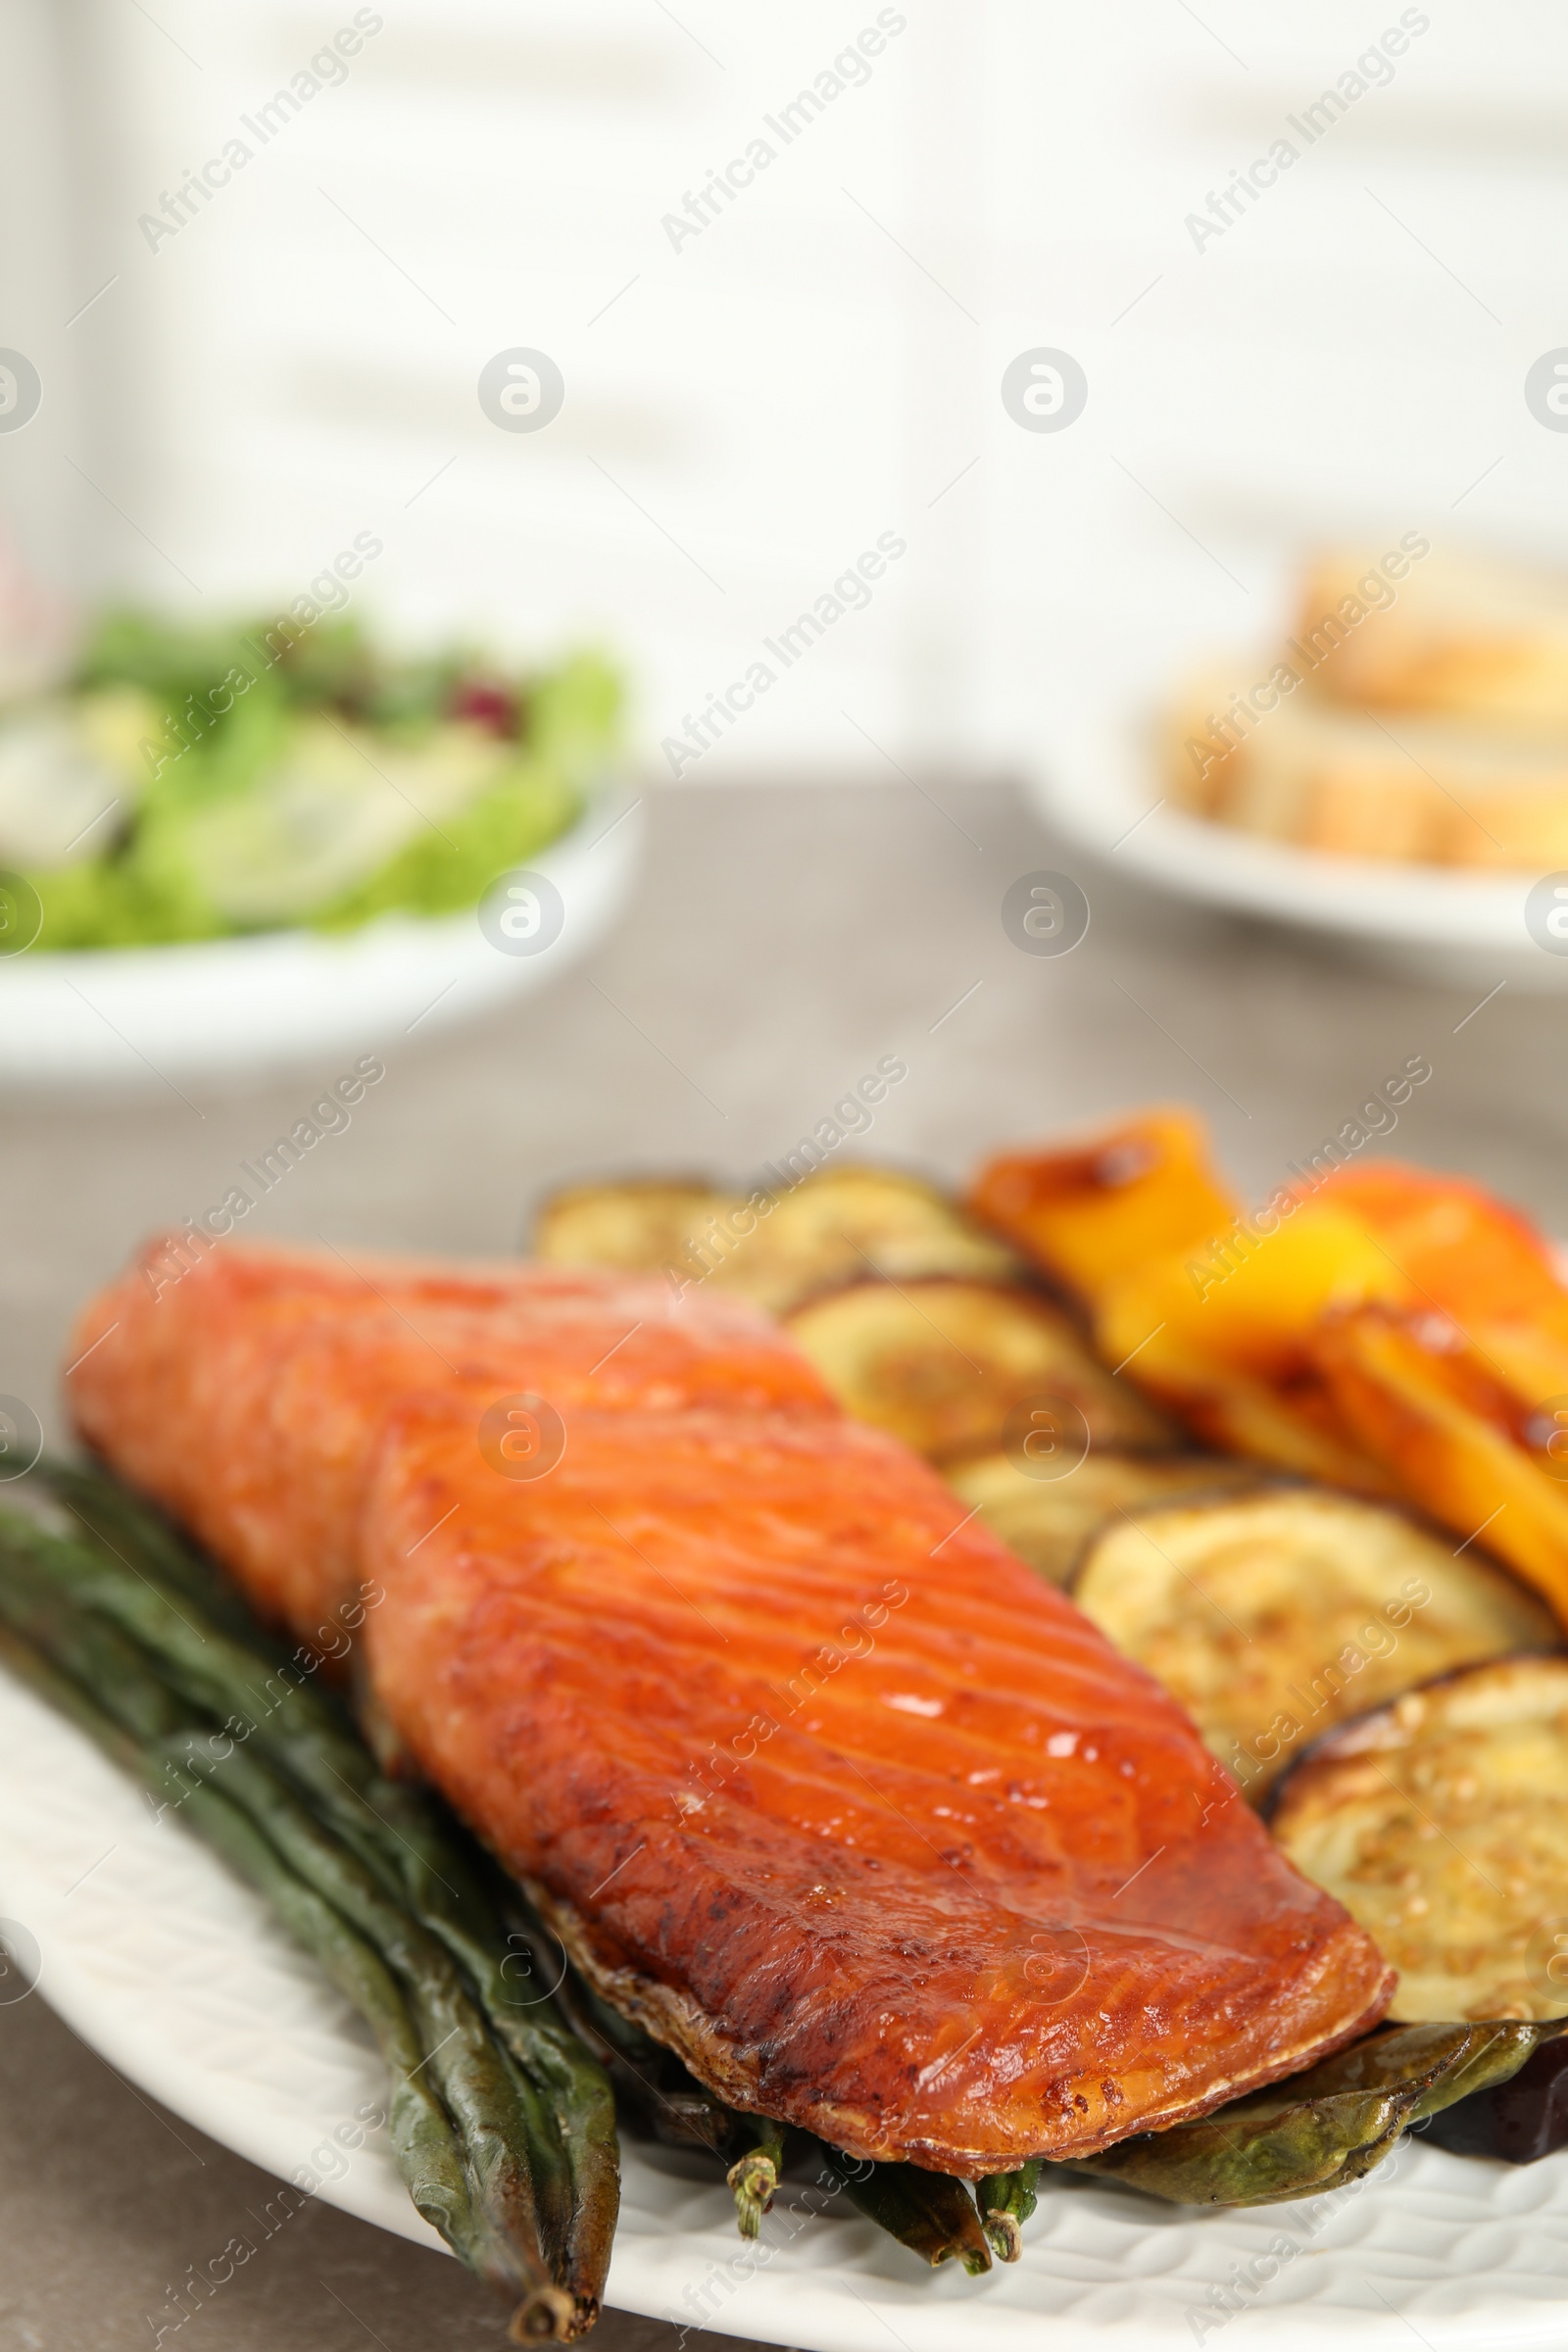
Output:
[{"xmin": 5, "ymin": 2, "xmax": 1563, "ymax": 790}]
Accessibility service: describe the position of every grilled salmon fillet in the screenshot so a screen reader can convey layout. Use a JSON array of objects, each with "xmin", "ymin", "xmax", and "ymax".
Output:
[{"xmin": 67, "ymin": 1238, "xmax": 1393, "ymax": 2172}]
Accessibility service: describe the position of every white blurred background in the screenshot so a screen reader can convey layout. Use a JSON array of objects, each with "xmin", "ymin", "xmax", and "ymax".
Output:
[{"xmin": 3, "ymin": 0, "xmax": 1566, "ymax": 795}]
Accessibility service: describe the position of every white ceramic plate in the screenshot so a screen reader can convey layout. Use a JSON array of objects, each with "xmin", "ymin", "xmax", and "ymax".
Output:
[
  {"xmin": 1029, "ymin": 678, "xmax": 1568, "ymax": 991},
  {"xmin": 0, "ymin": 787, "xmax": 644, "ymax": 1088},
  {"xmin": 0, "ymin": 1664, "xmax": 1564, "ymax": 2351}
]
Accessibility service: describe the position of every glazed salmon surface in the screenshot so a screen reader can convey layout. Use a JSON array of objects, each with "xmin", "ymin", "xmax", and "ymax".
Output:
[
  {"xmin": 68, "ymin": 1240, "xmax": 1392, "ymax": 2172},
  {"xmin": 68, "ymin": 1236, "xmax": 831, "ymax": 1632}
]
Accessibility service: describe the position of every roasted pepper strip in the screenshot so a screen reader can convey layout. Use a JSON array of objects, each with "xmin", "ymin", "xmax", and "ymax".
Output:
[
  {"xmin": 1317, "ymin": 1305, "xmax": 1568, "ymax": 1625},
  {"xmin": 971, "ymin": 1122, "xmax": 1399, "ymax": 1486},
  {"xmin": 968, "ymin": 1109, "xmax": 1239, "ymax": 1302},
  {"xmin": 1320, "ymin": 1161, "xmax": 1567, "ymax": 1329}
]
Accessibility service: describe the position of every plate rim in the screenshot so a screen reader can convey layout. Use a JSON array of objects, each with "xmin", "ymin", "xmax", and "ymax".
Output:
[
  {"xmin": 1, "ymin": 1658, "xmax": 1565, "ymax": 2352},
  {"xmin": 1027, "ymin": 693, "xmax": 1561, "ymax": 956},
  {"xmin": 0, "ymin": 780, "xmax": 646, "ymax": 1083}
]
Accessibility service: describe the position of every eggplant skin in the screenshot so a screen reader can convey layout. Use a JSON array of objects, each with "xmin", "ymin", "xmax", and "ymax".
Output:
[
  {"xmin": 1423, "ymin": 2031, "xmax": 1568, "ymax": 2163},
  {"xmin": 1269, "ymin": 1653, "xmax": 1568, "ymax": 2024},
  {"xmin": 1072, "ymin": 1490, "xmax": 1558, "ymax": 1797},
  {"xmin": 1068, "ymin": 2020, "xmax": 1560, "ymax": 2204},
  {"xmin": 783, "ymin": 1277, "xmax": 1175, "ymax": 1465}
]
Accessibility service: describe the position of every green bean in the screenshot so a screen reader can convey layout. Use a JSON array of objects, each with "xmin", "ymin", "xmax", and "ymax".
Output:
[
  {"xmin": 0, "ymin": 1517, "xmax": 598, "ymax": 2337},
  {"xmin": 526, "ymin": 1916, "xmax": 739, "ymax": 2152},
  {"xmin": 0, "ymin": 1609, "xmax": 173, "ymax": 1766},
  {"xmin": 15, "ymin": 1486, "xmax": 622, "ymax": 2319},
  {"xmin": 174, "ymin": 1764, "xmax": 543, "ymax": 2315},
  {"xmin": 158, "ymin": 1728, "xmax": 567, "ymax": 2329},
  {"xmin": 46, "ymin": 1457, "xmax": 283, "ymax": 1649},
  {"xmin": 0, "ymin": 1619, "xmax": 492, "ymax": 2301},
  {"xmin": 498, "ymin": 1881, "xmax": 789, "ymax": 2243},
  {"xmin": 818, "ymin": 2146, "xmax": 992, "ymax": 2274},
  {"xmin": 393, "ymin": 1842, "xmax": 619, "ymax": 2317},
  {"xmin": 0, "ymin": 1528, "xmax": 185, "ymax": 1746},
  {"xmin": 530, "ymin": 1927, "xmax": 786, "ymax": 2241},
  {"xmin": 975, "ymin": 2160, "xmax": 1041, "ymax": 2261},
  {"xmin": 727, "ymin": 2118, "xmax": 787, "ymax": 2239},
  {"xmin": 547, "ymin": 1958, "xmax": 783, "ymax": 2239}
]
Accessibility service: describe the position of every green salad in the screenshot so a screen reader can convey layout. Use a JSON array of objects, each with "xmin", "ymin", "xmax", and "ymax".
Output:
[{"xmin": 0, "ymin": 608, "xmax": 620, "ymax": 950}]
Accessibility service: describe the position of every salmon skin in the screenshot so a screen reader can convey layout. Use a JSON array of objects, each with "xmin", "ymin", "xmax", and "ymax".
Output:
[{"xmin": 68, "ymin": 1238, "xmax": 1392, "ymax": 2174}]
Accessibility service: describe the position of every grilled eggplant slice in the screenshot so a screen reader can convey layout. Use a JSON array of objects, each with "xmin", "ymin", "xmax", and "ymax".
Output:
[
  {"xmin": 1270, "ymin": 1653, "xmax": 1568, "ymax": 2023},
  {"xmin": 784, "ymin": 1278, "xmax": 1176, "ymax": 1464},
  {"xmin": 1068, "ymin": 2021, "xmax": 1561, "ymax": 2205},
  {"xmin": 532, "ymin": 1166, "xmax": 1021, "ymax": 1317},
  {"xmin": 1072, "ymin": 1491, "xmax": 1557, "ymax": 1796},
  {"xmin": 532, "ymin": 1180, "xmax": 737, "ymax": 1282},
  {"xmin": 755, "ymin": 1166, "xmax": 1023, "ymax": 1303},
  {"xmin": 1423, "ymin": 2030, "xmax": 1568, "ymax": 2162},
  {"xmin": 946, "ymin": 1450, "xmax": 1262, "ymax": 1587}
]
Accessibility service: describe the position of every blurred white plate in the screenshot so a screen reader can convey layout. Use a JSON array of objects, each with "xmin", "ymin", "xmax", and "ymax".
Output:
[
  {"xmin": 0, "ymin": 786, "xmax": 644, "ymax": 1088},
  {"xmin": 1030, "ymin": 688, "xmax": 1566, "ymax": 990},
  {"xmin": 0, "ymin": 1661, "xmax": 1565, "ymax": 2352}
]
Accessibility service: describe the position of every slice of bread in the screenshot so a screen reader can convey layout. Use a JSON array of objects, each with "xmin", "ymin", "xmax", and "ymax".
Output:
[
  {"xmin": 1298, "ymin": 547, "xmax": 1568, "ymax": 734},
  {"xmin": 1164, "ymin": 672, "xmax": 1568, "ymax": 868}
]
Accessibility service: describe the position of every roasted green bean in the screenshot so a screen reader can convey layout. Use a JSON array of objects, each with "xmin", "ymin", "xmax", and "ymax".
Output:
[
  {"xmin": 975, "ymin": 2160, "xmax": 1041, "ymax": 2261},
  {"xmin": 0, "ymin": 1615, "xmax": 511, "ymax": 2319},
  {"xmin": 0, "ymin": 1512, "xmax": 601, "ymax": 2337},
  {"xmin": 818, "ymin": 2146, "xmax": 991, "ymax": 2274},
  {"xmin": 21, "ymin": 1478, "xmax": 623, "ymax": 2318}
]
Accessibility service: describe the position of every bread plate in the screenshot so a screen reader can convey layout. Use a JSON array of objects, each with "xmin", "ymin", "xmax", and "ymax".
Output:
[
  {"xmin": 0, "ymin": 784, "xmax": 644, "ymax": 1089},
  {"xmin": 1028, "ymin": 677, "xmax": 1565, "ymax": 989}
]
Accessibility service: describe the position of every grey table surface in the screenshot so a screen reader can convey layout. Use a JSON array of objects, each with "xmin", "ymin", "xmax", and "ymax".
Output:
[{"xmin": 0, "ymin": 777, "xmax": 1563, "ymax": 2352}]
